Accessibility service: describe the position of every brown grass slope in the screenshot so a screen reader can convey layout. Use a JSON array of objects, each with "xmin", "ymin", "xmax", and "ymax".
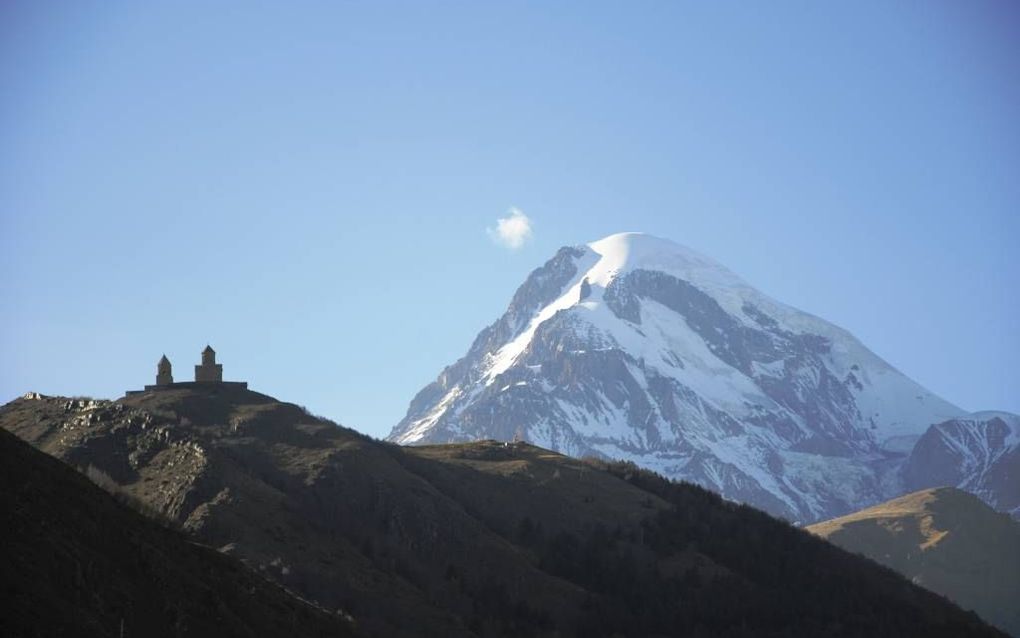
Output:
[
  {"xmin": 1, "ymin": 387, "xmax": 1004, "ymax": 638},
  {"xmin": 0, "ymin": 427, "xmax": 354, "ymax": 638},
  {"xmin": 808, "ymin": 487, "xmax": 1020, "ymax": 636}
]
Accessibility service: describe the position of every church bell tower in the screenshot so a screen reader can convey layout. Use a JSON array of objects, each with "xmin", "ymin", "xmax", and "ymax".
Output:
[
  {"xmin": 194, "ymin": 345, "xmax": 223, "ymax": 382},
  {"xmin": 156, "ymin": 355, "xmax": 173, "ymax": 385}
]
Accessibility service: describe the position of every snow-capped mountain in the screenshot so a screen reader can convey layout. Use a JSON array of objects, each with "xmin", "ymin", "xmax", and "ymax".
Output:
[
  {"xmin": 903, "ymin": 412, "xmax": 1020, "ymax": 518},
  {"xmin": 388, "ymin": 232, "xmax": 968, "ymax": 522}
]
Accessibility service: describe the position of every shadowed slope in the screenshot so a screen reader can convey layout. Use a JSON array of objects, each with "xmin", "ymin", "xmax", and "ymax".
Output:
[{"xmin": 0, "ymin": 427, "xmax": 354, "ymax": 638}]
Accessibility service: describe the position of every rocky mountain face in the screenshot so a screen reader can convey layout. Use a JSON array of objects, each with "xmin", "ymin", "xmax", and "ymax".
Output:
[
  {"xmin": 808, "ymin": 487, "xmax": 1020, "ymax": 636},
  {"xmin": 1, "ymin": 387, "xmax": 1001, "ymax": 638},
  {"xmin": 0, "ymin": 427, "xmax": 353, "ymax": 638},
  {"xmin": 389, "ymin": 232, "xmax": 1009, "ymax": 523},
  {"xmin": 904, "ymin": 412, "xmax": 1020, "ymax": 518}
]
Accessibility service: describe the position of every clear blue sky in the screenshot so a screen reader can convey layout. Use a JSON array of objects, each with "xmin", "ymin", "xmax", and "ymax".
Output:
[{"xmin": 2, "ymin": 2, "xmax": 1017, "ymax": 438}]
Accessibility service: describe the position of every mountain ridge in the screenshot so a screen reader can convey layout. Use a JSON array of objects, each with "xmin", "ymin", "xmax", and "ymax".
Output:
[
  {"xmin": 904, "ymin": 412, "xmax": 1020, "ymax": 518},
  {"xmin": 389, "ymin": 232, "xmax": 996, "ymax": 522}
]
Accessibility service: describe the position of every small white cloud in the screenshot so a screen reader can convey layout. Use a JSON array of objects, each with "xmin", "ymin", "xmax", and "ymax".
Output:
[{"xmin": 488, "ymin": 207, "xmax": 533, "ymax": 250}]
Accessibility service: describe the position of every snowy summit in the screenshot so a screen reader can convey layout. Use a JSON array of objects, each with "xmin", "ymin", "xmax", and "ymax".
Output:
[{"xmin": 390, "ymin": 232, "xmax": 979, "ymax": 522}]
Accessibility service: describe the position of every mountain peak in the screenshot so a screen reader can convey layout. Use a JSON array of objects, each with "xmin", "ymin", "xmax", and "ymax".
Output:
[
  {"xmin": 587, "ymin": 231, "xmax": 688, "ymax": 260},
  {"xmin": 588, "ymin": 231, "xmax": 710, "ymax": 265},
  {"xmin": 584, "ymin": 231, "xmax": 745, "ymax": 292},
  {"xmin": 390, "ymin": 233, "xmax": 964, "ymax": 522}
]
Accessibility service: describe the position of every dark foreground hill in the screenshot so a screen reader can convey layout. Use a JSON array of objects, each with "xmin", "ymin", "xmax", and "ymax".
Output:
[
  {"xmin": 808, "ymin": 488, "xmax": 1020, "ymax": 636},
  {"xmin": 1, "ymin": 387, "xmax": 1002, "ymax": 638},
  {"xmin": 0, "ymin": 427, "xmax": 353, "ymax": 638}
]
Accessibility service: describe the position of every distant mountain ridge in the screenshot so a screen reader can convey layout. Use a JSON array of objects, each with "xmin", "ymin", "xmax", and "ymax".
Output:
[
  {"xmin": 904, "ymin": 412, "xmax": 1020, "ymax": 518},
  {"xmin": 808, "ymin": 487, "xmax": 1020, "ymax": 636},
  {"xmin": 390, "ymin": 232, "xmax": 1010, "ymax": 522}
]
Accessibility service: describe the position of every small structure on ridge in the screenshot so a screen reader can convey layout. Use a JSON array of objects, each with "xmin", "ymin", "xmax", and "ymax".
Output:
[
  {"xmin": 194, "ymin": 345, "xmax": 223, "ymax": 383},
  {"xmin": 127, "ymin": 345, "xmax": 247, "ymax": 395},
  {"xmin": 156, "ymin": 355, "xmax": 173, "ymax": 386}
]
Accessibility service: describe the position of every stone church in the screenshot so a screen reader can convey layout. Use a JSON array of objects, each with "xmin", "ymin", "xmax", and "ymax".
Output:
[{"xmin": 127, "ymin": 345, "xmax": 247, "ymax": 395}]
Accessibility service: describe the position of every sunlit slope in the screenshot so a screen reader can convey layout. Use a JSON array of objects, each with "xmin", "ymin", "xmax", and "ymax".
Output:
[{"xmin": 809, "ymin": 487, "xmax": 1020, "ymax": 636}]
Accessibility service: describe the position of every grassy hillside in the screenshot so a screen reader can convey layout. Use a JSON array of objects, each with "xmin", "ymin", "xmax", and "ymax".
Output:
[
  {"xmin": 0, "ymin": 427, "xmax": 354, "ymax": 638},
  {"xmin": 808, "ymin": 487, "xmax": 1020, "ymax": 636},
  {"xmin": 1, "ymin": 387, "xmax": 1002, "ymax": 637}
]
